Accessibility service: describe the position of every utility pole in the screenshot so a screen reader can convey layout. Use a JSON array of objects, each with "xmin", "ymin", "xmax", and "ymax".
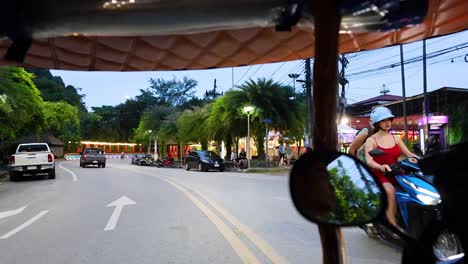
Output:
[
  {"xmin": 288, "ymin": 73, "xmax": 300, "ymax": 98},
  {"xmin": 422, "ymin": 39, "xmax": 429, "ymax": 149},
  {"xmin": 296, "ymin": 59, "xmax": 313, "ymax": 149},
  {"xmin": 338, "ymin": 55, "xmax": 349, "ymax": 121},
  {"xmin": 337, "ymin": 55, "xmax": 349, "ymax": 151},
  {"xmin": 400, "ymin": 44, "xmax": 409, "ymax": 144},
  {"xmin": 305, "ymin": 58, "xmax": 313, "ymax": 148}
]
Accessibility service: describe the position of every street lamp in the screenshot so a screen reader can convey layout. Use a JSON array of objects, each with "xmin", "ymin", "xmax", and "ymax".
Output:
[
  {"xmin": 147, "ymin": 130, "xmax": 152, "ymax": 155},
  {"xmin": 288, "ymin": 73, "xmax": 300, "ymax": 99},
  {"xmin": 243, "ymin": 105, "xmax": 254, "ymax": 168}
]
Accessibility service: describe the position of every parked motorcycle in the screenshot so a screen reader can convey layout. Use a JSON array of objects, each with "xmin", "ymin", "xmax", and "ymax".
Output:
[
  {"xmin": 156, "ymin": 157, "xmax": 175, "ymax": 168},
  {"xmin": 134, "ymin": 155, "xmax": 152, "ymax": 166}
]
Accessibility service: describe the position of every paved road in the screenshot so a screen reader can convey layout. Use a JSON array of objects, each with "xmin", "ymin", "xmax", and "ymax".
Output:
[{"xmin": 0, "ymin": 159, "xmax": 401, "ymax": 264}]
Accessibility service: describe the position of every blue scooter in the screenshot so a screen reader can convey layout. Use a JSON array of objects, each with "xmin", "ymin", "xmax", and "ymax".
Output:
[{"xmin": 364, "ymin": 149, "xmax": 463, "ymax": 260}]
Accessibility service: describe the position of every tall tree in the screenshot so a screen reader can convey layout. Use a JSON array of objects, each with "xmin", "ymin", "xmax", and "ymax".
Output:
[
  {"xmin": 26, "ymin": 68, "xmax": 87, "ymax": 112},
  {"xmin": 177, "ymin": 105, "xmax": 211, "ymax": 150},
  {"xmin": 140, "ymin": 77, "xmax": 197, "ymax": 107},
  {"xmin": 42, "ymin": 101, "xmax": 80, "ymax": 143},
  {"xmin": 214, "ymin": 78, "xmax": 302, "ymax": 159},
  {"xmin": 0, "ymin": 67, "xmax": 44, "ymax": 140}
]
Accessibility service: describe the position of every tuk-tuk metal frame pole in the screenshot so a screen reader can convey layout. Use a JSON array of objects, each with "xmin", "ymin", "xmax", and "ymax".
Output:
[{"xmin": 312, "ymin": 1, "xmax": 344, "ymax": 263}]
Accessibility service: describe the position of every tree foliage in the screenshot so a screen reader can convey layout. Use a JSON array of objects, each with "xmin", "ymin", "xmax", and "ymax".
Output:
[
  {"xmin": 42, "ymin": 101, "xmax": 80, "ymax": 133},
  {"xmin": 27, "ymin": 68, "xmax": 87, "ymax": 112},
  {"xmin": 0, "ymin": 67, "xmax": 44, "ymax": 140},
  {"xmin": 206, "ymin": 78, "xmax": 303, "ymax": 158},
  {"xmin": 141, "ymin": 77, "xmax": 197, "ymax": 107},
  {"xmin": 177, "ymin": 105, "xmax": 211, "ymax": 150}
]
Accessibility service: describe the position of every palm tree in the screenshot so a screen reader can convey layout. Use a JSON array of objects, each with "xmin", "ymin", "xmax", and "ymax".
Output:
[{"xmin": 212, "ymin": 78, "xmax": 303, "ymax": 159}]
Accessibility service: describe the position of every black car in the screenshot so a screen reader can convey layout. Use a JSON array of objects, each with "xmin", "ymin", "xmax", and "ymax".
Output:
[{"xmin": 185, "ymin": 150, "xmax": 225, "ymax": 172}]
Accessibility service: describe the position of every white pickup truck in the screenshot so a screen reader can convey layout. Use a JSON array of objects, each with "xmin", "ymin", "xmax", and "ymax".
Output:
[{"xmin": 8, "ymin": 143, "xmax": 56, "ymax": 181}]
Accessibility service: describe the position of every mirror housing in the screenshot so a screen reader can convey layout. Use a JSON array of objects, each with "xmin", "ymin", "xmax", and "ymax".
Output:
[
  {"xmin": 368, "ymin": 148, "xmax": 386, "ymax": 157},
  {"xmin": 290, "ymin": 151, "xmax": 387, "ymax": 226}
]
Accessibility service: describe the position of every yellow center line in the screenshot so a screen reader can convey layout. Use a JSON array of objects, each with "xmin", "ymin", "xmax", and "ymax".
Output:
[
  {"xmin": 192, "ymin": 187, "xmax": 289, "ymax": 264},
  {"xmin": 157, "ymin": 176, "xmax": 261, "ymax": 264}
]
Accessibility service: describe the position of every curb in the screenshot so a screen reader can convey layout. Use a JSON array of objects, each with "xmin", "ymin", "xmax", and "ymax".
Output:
[{"xmin": 0, "ymin": 170, "xmax": 9, "ymax": 183}]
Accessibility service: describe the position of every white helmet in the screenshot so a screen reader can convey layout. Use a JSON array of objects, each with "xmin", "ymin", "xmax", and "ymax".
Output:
[{"xmin": 370, "ymin": 106, "xmax": 395, "ymax": 124}]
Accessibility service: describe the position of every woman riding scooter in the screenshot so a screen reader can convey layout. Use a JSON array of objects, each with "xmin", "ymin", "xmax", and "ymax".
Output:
[{"xmin": 364, "ymin": 106, "xmax": 420, "ymax": 228}]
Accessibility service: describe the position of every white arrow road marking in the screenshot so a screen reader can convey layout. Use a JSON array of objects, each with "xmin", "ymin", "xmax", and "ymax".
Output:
[
  {"xmin": 0, "ymin": 206, "xmax": 27, "ymax": 220},
  {"xmin": 59, "ymin": 163, "xmax": 77, "ymax": 181},
  {"xmin": 0, "ymin": 210, "xmax": 49, "ymax": 239},
  {"xmin": 104, "ymin": 196, "xmax": 136, "ymax": 231}
]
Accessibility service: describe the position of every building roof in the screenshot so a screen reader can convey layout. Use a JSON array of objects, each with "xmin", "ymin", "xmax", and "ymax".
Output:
[
  {"xmin": 382, "ymin": 87, "xmax": 468, "ymax": 107},
  {"xmin": 351, "ymin": 94, "xmax": 403, "ymax": 106},
  {"xmin": 12, "ymin": 134, "xmax": 65, "ymax": 146}
]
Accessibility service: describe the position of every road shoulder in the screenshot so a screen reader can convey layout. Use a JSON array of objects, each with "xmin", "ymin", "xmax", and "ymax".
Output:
[{"xmin": 0, "ymin": 169, "xmax": 8, "ymax": 183}]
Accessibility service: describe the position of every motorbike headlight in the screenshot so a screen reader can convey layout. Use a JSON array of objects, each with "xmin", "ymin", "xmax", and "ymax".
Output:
[
  {"xmin": 201, "ymin": 159, "xmax": 210, "ymax": 163},
  {"xmin": 401, "ymin": 178, "xmax": 441, "ymax": 205},
  {"xmin": 416, "ymin": 194, "xmax": 441, "ymax": 205}
]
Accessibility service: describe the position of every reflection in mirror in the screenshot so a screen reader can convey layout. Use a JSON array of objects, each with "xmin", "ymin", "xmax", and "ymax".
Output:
[
  {"xmin": 290, "ymin": 151, "xmax": 386, "ymax": 226},
  {"xmin": 318, "ymin": 154, "xmax": 383, "ymax": 225}
]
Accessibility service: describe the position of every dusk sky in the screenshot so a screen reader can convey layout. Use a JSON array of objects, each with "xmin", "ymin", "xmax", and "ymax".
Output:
[{"xmin": 51, "ymin": 30, "xmax": 468, "ymax": 110}]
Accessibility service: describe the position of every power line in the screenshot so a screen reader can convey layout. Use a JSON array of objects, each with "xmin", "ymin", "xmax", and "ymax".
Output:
[
  {"xmin": 235, "ymin": 66, "xmax": 253, "ymax": 85},
  {"xmin": 246, "ymin": 64, "xmax": 263, "ymax": 82},
  {"xmin": 347, "ymin": 42, "xmax": 468, "ymax": 78},
  {"xmin": 349, "ymin": 31, "xmax": 466, "ymax": 70},
  {"xmin": 276, "ymin": 61, "xmax": 304, "ymax": 84},
  {"xmin": 268, "ymin": 62, "xmax": 287, "ymax": 79}
]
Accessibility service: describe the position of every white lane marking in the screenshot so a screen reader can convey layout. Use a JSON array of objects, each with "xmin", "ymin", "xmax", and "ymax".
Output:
[
  {"xmin": 0, "ymin": 210, "xmax": 49, "ymax": 239},
  {"xmin": 0, "ymin": 206, "xmax": 27, "ymax": 220},
  {"xmin": 58, "ymin": 163, "xmax": 77, "ymax": 181},
  {"xmin": 273, "ymin": 197, "xmax": 290, "ymax": 202},
  {"xmin": 238, "ymin": 175, "xmax": 284, "ymax": 181},
  {"xmin": 104, "ymin": 196, "xmax": 136, "ymax": 231}
]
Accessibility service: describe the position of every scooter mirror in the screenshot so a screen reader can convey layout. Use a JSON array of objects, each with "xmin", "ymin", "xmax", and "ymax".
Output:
[{"xmin": 290, "ymin": 151, "xmax": 387, "ymax": 226}]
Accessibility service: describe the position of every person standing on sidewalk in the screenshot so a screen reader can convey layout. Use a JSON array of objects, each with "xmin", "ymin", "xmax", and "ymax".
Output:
[
  {"xmin": 284, "ymin": 142, "xmax": 293, "ymax": 165},
  {"xmin": 277, "ymin": 142, "xmax": 285, "ymax": 166}
]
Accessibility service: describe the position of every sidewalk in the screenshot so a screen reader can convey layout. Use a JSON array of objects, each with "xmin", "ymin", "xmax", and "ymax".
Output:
[
  {"xmin": 240, "ymin": 166, "xmax": 291, "ymax": 176},
  {"xmin": 0, "ymin": 168, "xmax": 8, "ymax": 182}
]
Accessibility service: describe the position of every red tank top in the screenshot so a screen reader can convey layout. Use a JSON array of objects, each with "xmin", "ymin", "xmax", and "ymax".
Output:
[{"xmin": 371, "ymin": 136, "xmax": 401, "ymax": 184}]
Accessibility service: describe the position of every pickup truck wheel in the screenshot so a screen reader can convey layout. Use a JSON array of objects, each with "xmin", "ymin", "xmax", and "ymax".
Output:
[
  {"xmin": 48, "ymin": 168, "xmax": 56, "ymax": 179},
  {"xmin": 9, "ymin": 172, "xmax": 21, "ymax": 181}
]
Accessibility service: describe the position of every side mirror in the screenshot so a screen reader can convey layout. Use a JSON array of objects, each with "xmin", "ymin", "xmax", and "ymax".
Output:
[
  {"xmin": 368, "ymin": 148, "xmax": 387, "ymax": 157},
  {"xmin": 290, "ymin": 151, "xmax": 386, "ymax": 226}
]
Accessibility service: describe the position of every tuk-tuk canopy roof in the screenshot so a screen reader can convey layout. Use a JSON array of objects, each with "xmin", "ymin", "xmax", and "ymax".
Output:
[{"xmin": 0, "ymin": 0, "xmax": 466, "ymax": 71}]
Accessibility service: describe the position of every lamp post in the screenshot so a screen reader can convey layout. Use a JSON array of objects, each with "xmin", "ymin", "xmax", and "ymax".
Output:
[
  {"xmin": 288, "ymin": 73, "xmax": 300, "ymax": 99},
  {"xmin": 243, "ymin": 106, "xmax": 254, "ymax": 168},
  {"xmin": 147, "ymin": 130, "xmax": 152, "ymax": 155},
  {"xmin": 339, "ymin": 117, "xmax": 349, "ymax": 152}
]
